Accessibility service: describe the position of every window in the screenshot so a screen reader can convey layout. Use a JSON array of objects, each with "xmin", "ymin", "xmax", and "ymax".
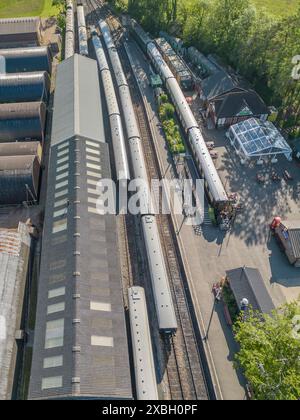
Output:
[
  {"xmin": 41, "ymin": 376, "xmax": 63, "ymax": 390},
  {"xmin": 86, "ymin": 155, "xmax": 101, "ymax": 163},
  {"xmin": 57, "ymin": 141, "xmax": 69, "ymax": 150},
  {"xmin": 86, "ymin": 148, "xmax": 100, "ymax": 156},
  {"xmin": 43, "ymin": 355, "xmax": 63, "ymax": 369},
  {"xmin": 88, "ymin": 188, "xmax": 98, "ymax": 196},
  {"xmin": 87, "ymin": 163, "xmax": 101, "ymax": 171},
  {"xmin": 57, "ymin": 149, "xmax": 69, "ymax": 158},
  {"xmin": 56, "ymin": 163, "xmax": 69, "ymax": 173},
  {"xmin": 57, "ymin": 156, "xmax": 69, "ymax": 165},
  {"xmin": 88, "ymin": 197, "xmax": 98, "ymax": 204},
  {"xmin": 90, "ymin": 302, "xmax": 111, "ymax": 312},
  {"xmin": 88, "ymin": 207, "xmax": 100, "ymax": 215},
  {"xmin": 56, "ymin": 172, "xmax": 69, "ymax": 181},
  {"xmin": 47, "ymin": 302, "xmax": 65, "ymax": 315},
  {"xmin": 87, "ymin": 179, "xmax": 99, "ymax": 187},
  {"xmin": 87, "ymin": 171, "xmax": 102, "ymax": 179},
  {"xmin": 52, "ymin": 219, "xmax": 67, "ymax": 234},
  {"xmin": 91, "ymin": 336, "xmax": 114, "ymax": 347},
  {"xmin": 55, "ymin": 180, "xmax": 68, "ymax": 190},
  {"xmin": 54, "ymin": 198, "xmax": 68, "ymax": 208},
  {"xmin": 86, "ymin": 140, "xmax": 100, "ymax": 148},
  {"xmin": 48, "ymin": 287, "xmax": 65, "ymax": 299},
  {"xmin": 55, "ymin": 189, "xmax": 68, "ymax": 199},
  {"xmin": 48, "ymin": 273, "xmax": 66, "ymax": 285},
  {"xmin": 45, "ymin": 319, "xmax": 64, "ymax": 349},
  {"xmin": 49, "ymin": 260, "xmax": 66, "ymax": 271},
  {"xmin": 53, "ymin": 208, "xmax": 68, "ymax": 218}
]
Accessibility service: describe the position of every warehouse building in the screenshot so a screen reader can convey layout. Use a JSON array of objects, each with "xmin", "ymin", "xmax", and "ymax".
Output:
[
  {"xmin": 0, "ymin": 17, "xmax": 42, "ymax": 48},
  {"xmin": 0, "ymin": 102, "xmax": 46, "ymax": 142},
  {"xmin": 0, "ymin": 72, "xmax": 50, "ymax": 103},
  {"xmin": 28, "ymin": 54, "xmax": 132, "ymax": 400},
  {"xmin": 0, "ymin": 141, "xmax": 42, "ymax": 158},
  {"xmin": 0, "ymin": 154, "xmax": 41, "ymax": 205},
  {"xmin": 0, "ymin": 222, "xmax": 31, "ymax": 400},
  {"xmin": 0, "ymin": 46, "xmax": 52, "ymax": 74}
]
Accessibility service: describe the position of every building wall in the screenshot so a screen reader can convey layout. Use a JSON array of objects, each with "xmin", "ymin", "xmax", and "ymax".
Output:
[{"xmin": 0, "ymin": 223, "xmax": 31, "ymax": 400}]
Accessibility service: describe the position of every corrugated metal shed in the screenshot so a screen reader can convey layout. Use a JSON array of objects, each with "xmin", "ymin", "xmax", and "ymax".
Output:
[
  {"xmin": 0, "ymin": 102, "xmax": 46, "ymax": 141},
  {"xmin": 0, "ymin": 222, "xmax": 31, "ymax": 400},
  {"xmin": 0, "ymin": 72, "xmax": 50, "ymax": 103},
  {"xmin": 0, "ymin": 47, "xmax": 52, "ymax": 74},
  {"xmin": 0, "ymin": 17, "xmax": 41, "ymax": 48},
  {"xmin": 51, "ymin": 54, "xmax": 104, "ymax": 145},
  {"xmin": 29, "ymin": 54, "xmax": 132, "ymax": 400},
  {"xmin": 0, "ymin": 155, "xmax": 41, "ymax": 205},
  {"xmin": 0, "ymin": 141, "xmax": 42, "ymax": 160}
]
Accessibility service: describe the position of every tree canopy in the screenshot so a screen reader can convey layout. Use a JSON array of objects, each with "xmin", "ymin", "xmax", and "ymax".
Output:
[
  {"xmin": 109, "ymin": 0, "xmax": 300, "ymax": 136},
  {"xmin": 233, "ymin": 301, "xmax": 300, "ymax": 400}
]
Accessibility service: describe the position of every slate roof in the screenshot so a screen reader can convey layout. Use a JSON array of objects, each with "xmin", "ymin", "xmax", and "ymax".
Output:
[
  {"xmin": 214, "ymin": 90, "xmax": 269, "ymax": 119},
  {"xmin": 28, "ymin": 55, "xmax": 132, "ymax": 400},
  {"xmin": 201, "ymin": 69, "xmax": 245, "ymax": 101},
  {"xmin": 226, "ymin": 267, "xmax": 275, "ymax": 315}
]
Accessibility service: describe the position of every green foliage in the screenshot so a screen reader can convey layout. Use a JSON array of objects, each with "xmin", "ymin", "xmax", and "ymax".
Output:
[
  {"xmin": 160, "ymin": 93, "xmax": 169, "ymax": 104},
  {"xmin": 159, "ymin": 102, "xmax": 185, "ymax": 154},
  {"xmin": 112, "ymin": 0, "xmax": 300, "ymax": 134},
  {"xmin": 159, "ymin": 102, "xmax": 175, "ymax": 121},
  {"xmin": 57, "ymin": 12, "xmax": 66, "ymax": 32},
  {"xmin": 233, "ymin": 301, "xmax": 300, "ymax": 400},
  {"xmin": 222, "ymin": 284, "xmax": 239, "ymax": 323}
]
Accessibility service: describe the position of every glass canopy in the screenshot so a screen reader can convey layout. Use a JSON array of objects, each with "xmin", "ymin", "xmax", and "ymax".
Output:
[{"xmin": 228, "ymin": 118, "xmax": 292, "ymax": 160}]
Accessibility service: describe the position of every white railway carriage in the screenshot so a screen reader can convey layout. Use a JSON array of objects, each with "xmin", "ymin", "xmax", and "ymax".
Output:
[
  {"xmin": 65, "ymin": 1, "xmax": 75, "ymax": 60},
  {"xmin": 147, "ymin": 42, "xmax": 174, "ymax": 81},
  {"xmin": 99, "ymin": 19, "xmax": 115, "ymax": 50},
  {"xmin": 130, "ymin": 18, "xmax": 229, "ymax": 209},
  {"xmin": 92, "ymin": 34, "xmax": 130, "ymax": 181},
  {"xmin": 128, "ymin": 287, "xmax": 159, "ymax": 400},
  {"xmin": 99, "ymin": 19, "xmax": 177, "ymax": 334},
  {"xmin": 77, "ymin": 5, "xmax": 88, "ymax": 56},
  {"xmin": 141, "ymin": 216, "xmax": 177, "ymax": 333},
  {"xmin": 189, "ymin": 127, "xmax": 228, "ymax": 203},
  {"xmin": 166, "ymin": 77, "xmax": 198, "ymax": 131}
]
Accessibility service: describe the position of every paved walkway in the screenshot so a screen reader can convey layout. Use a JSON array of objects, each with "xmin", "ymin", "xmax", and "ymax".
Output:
[{"xmin": 125, "ymin": 40, "xmax": 247, "ymax": 400}]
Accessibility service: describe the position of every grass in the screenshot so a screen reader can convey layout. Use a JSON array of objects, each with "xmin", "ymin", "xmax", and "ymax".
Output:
[
  {"xmin": 252, "ymin": 0, "xmax": 299, "ymax": 17},
  {"xmin": 0, "ymin": 0, "xmax": 61, "ymax": 18}
]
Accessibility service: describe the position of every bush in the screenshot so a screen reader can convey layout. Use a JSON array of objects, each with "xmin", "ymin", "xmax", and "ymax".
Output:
[{"xmin": 161, "ymin": 111, "xmax": 185, "ymax": 154}]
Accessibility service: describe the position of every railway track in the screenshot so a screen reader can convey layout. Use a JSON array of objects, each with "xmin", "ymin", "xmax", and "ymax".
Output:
[
  {"xmin": 86, "ymin": 0, "xmax": 211, "ymax": 400},
  {"xmin": 121, "ymin": 55, "xmax": 208, "ymax": 400}
]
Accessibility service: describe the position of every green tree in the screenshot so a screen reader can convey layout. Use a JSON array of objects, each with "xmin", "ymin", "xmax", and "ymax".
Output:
[
  {"xmin": 114, "ymin": 0, "xmax": 300, "ymax": 135},
  {"xmin": 234, "ymin": 301, "xmax": 300, "ymax": 400},
  {"xmin": 52, "ymin": 0, "xmax": 66, "ymax": 12}
]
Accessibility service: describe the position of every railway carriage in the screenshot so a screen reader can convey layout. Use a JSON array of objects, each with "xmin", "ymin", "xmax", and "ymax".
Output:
[
  {"xmin": 128, "ymin": 286, "xmax": 159, "ymax": 400},
  {"xmin": 130, "ymin": 18, "xmax": 229, "ymax": 210},
  {"xmin": 92, "ymin": 33, "xmax": 130, "ymax": 181},
  {"xmin": 99, "ymin": 19, "xmax": 178, "ymax": 334},
  {"xmin": 65, "ymin": 0, "xmax": 75, "ymax": 59},
  {"xmin": 77, "ymin": 4, "xmax": 88, "ymax": 56}
]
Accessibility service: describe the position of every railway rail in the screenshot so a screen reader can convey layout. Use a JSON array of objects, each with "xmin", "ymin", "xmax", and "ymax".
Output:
[{"xmin": 86, "ymin": 0, "xmax": 212, "ymax": 400}]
